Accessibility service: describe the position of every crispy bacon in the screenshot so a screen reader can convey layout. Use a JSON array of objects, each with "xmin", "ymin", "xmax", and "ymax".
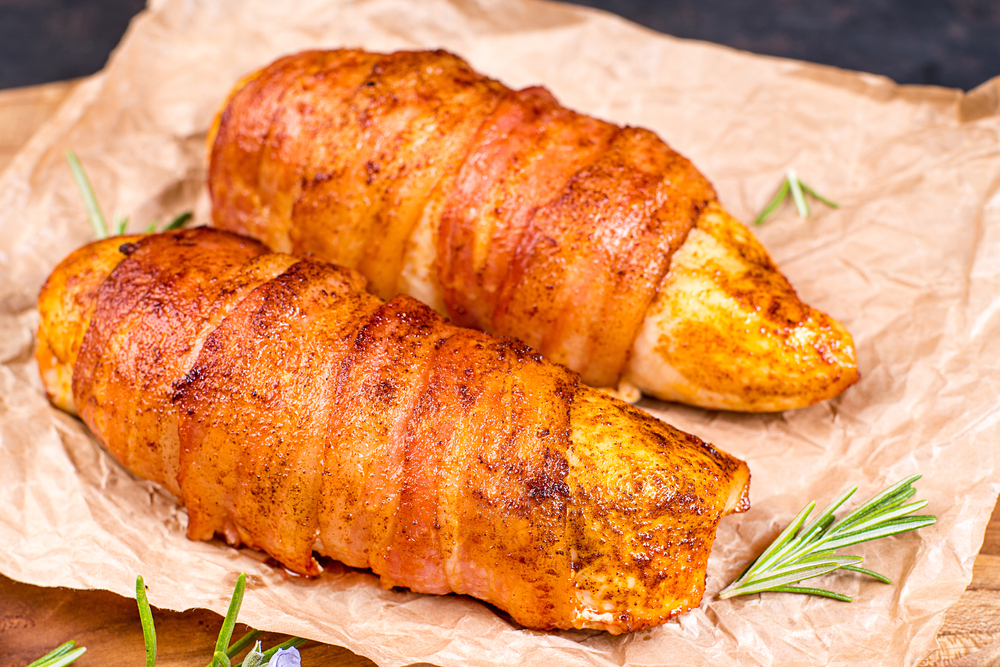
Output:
[
  {"xmin": 37, "ymin": 227, "xmax": 750, "ymax": 633},
  {"xmin": 208, "ymin": 49, "xmax": 859, "ymax": 412}
]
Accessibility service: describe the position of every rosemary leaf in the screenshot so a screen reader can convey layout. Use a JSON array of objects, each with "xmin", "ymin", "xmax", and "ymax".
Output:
[
  {"xmin": 816, "ymin": 515, "xmax": 938, "ymax": 552},
  {"xmin": 136, "ymin": 575, "xmax": 157, "ymax": 667},
  {"xmin": 830, "ymin": 500, "xmax": 929, "ymax": 536},
  {"xmin": 215, "ymin": 573, "xmax": 247, "ymax": 657},
  {"xmin": 753, "ymin": 178, "xmax": 790, "ymax": 225},
  {"xmin": 734, "ymin": 501, "xmax": 815, "ymax": 584},
  {"xmin": 28, "ymin": 647, "xmax": 87, "ymax": 667},
  {"xmin": 66, "ymin": 150, "xmax": 109, "ymax": 239},
  {"xmin": 26, "ymin": 641, "xmax": 76, "ymax": 667},
  {"xmin": 834, "ymin": 488, "xmax": 918, "ymax": 533},
  {"xmin": 113, "ymin": 212, "xmax": 130, "ymax": 236},
  {"xmin": 787, "ymin": 168, "xmax": 810, "ymax": 217},
  {"xmin": 226, "ymin": 629, "xmax": 263, "ymax": 659},
  {"xmin": 841, "ymin": 565, "xmax": 892, "ymax": 584},
  {"xmin": 754, "ymin": 169, "xmax": 840, "ymax": 225},
  {"xmin": 758, "ymin": 553, "xmax": 863, "ymax": 580},
  {"xmin": 163, "ymin": 211, "xmax": 193, "ymax": 231},
  {"xmin": 719, "ymin": 476, "xmax": 936, "ymax": 601},
  {"xmin": 25, "ymin": 642, "xmax": 85, "ymax": 667},
  {"xmin": 800, "ymin": 181, "xmax": 840, "ymax": 208},
  {"xmin": 830, "ymin": 475, "xmax": 921, "ymax": 532},
  {"xmin": 725, "ymin": 557, "xmax": 860, "ymax": 596},
  {"xmin": 768, "ymin": 585, "xmax": 853, "ymax": 603},
  {"xmin": 777, "ymin": 486, "xmax": 858, "ymax": 565},
  {"xmin": 67, "ymin": 149, "xmax": 193, "ymax": 239}
]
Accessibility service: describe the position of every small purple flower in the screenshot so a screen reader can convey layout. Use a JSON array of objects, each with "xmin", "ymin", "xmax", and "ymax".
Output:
[{"xmin": 268, "ymin": 647, "xmax": 302, "ymax": 667}]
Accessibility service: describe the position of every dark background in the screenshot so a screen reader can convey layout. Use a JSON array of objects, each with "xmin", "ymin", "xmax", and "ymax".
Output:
[{"xmin": 1, "ymin": 0, "xmax": 999, "ymax": 91}]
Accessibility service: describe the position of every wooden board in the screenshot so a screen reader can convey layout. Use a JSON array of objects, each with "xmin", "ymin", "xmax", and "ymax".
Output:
[
  {"xmin": 0, "ymin": 574, "xmax": 377, "ymax": 667},
  {"xmin": 921, "ymin": 502, "xmax": 1000, "ymax": 666},
  {"xmin": 1, "ymin": 80, "xmax": 998, "ymax": 667}
]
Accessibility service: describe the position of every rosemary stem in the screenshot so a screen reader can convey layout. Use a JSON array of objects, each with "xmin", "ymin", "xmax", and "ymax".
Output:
[{"xmin": 215, "ymin": 573, "xmax": 247, "ymax": 657}]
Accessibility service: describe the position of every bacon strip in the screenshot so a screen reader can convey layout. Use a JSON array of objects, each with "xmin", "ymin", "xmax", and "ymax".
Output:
[{"xmin": 209, "ymin": 50, "xmax": 710, "ymax": 388}]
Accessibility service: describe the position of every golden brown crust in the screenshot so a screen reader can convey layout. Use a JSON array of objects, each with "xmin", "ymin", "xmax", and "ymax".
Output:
[
  {"xmin": 36, "ymin": 234, "xmax": 145, "ymax": 414},
  {"xmin": 568, "ymin": 385, "xmax": 750, "ymax": 631},
  {"xmin": 39, "ymin": 228, "xmax": 750, "ymax": 633},
  {"xmin": 437, "ymin": 87, "xmax": 618, "ymax": 334},
  {"xmin": 209, "ymin": 49, "xmax": 859, "ymax": 411},
  {"xmin": 404, "ymin": 329, "xmax": 580, "ymax": 626},
  {"xmin": 71, "ymin": 229, "xmax": 271, "ymax": 493},
  {"xmin": 211, "ymin": 49, "xmax": 509, "ymax": 299},
  {"xmin": 628, "ymin": 203, "xmax": 860, "ymax": 410},
  {"xmin": 208, "ymin": 51, "xmax": 341, "ymax": 252},
  {"xmin": 318, "ymin": 296, "xmax": 453, "ymax": 574}
]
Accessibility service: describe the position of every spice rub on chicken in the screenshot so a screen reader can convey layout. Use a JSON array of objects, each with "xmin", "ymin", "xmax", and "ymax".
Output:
[
  {"xmin": 208, "ymin": 48, "xmax": 858, "ymax": 412},
  {"xmin": 37, "ymin": 227, "xmax": 750, "ymax": 633}
]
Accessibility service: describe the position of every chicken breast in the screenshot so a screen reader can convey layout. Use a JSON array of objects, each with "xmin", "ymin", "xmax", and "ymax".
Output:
[
  {"xmin": 37, "ymin": 227, "xmax": 750, "ymax": 633},
  {"xmin": 208, "ymin": 48, "xmax": 858, "ymax": 412}
]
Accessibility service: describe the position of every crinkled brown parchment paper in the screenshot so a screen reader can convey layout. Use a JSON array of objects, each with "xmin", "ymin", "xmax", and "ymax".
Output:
[{"xmin": 1, "ymin": 1, "xmax": 999, "ymax": 665}]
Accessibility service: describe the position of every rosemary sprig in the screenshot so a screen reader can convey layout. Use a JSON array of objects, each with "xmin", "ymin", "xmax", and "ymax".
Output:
[
  {"xmin": 66, "ymin": 149, "xmax": 192, "ymax": 237},
  {"xmin": 719, "ymin": 475, "xmax": 936, "ymax": 601},
  {"xmin": 134, "ymin": 573, "xmax": 306, "ymax": 667},
  {"xmin": 754, "ymin": 168, "xmax": 839, "ymax": 225},
  {"xmin": 24, "ymin": 641, "xmax": 86, "ymax": 667}
]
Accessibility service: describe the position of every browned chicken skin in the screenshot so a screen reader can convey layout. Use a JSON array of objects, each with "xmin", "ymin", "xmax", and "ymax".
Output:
[
  {"xmin": 208, "ymin": 49, "xmax": 859, "ymax": 411},
  {"xmin": 37, "ymin": 228, "xmax": 749, "ymax": 633}
]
